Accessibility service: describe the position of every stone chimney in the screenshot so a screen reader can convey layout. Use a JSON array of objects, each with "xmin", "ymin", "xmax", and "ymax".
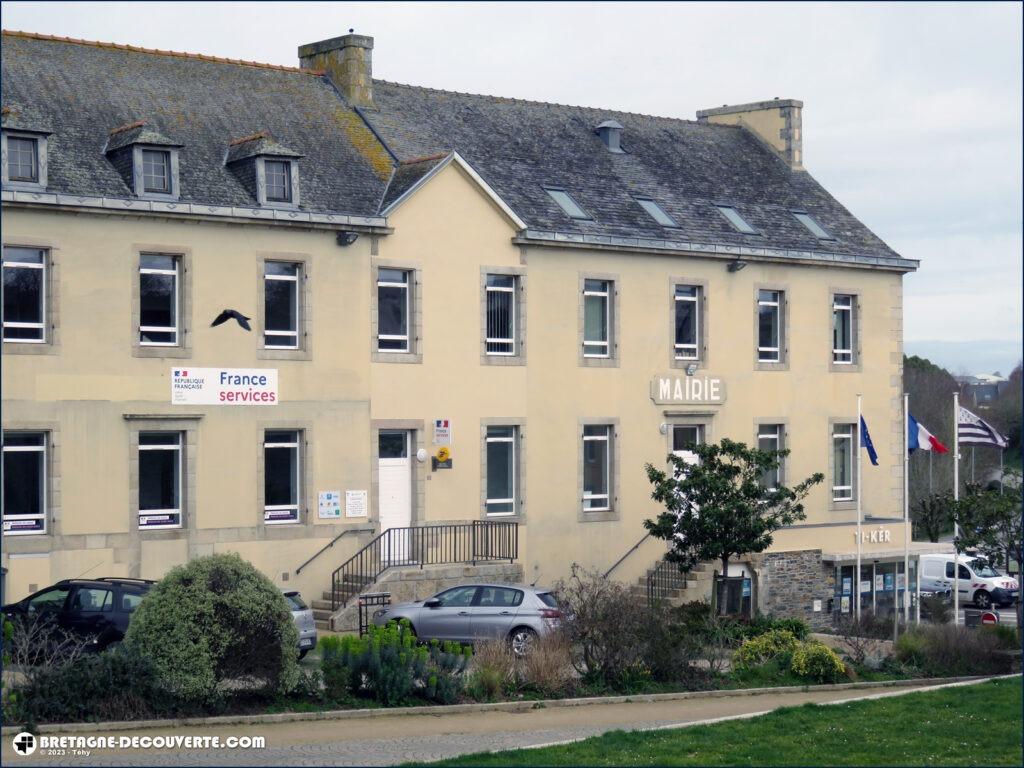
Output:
[
  {"xmin": 298, "ymin": 32, "xmax": 374, "ymax": 108},
  {"xmin": 696, "ymin": 98, "xmax": 803, "ymax": 170}
]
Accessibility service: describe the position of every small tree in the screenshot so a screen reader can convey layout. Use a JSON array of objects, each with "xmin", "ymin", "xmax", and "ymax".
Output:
[
  {"xmin": 911, "ymin": 490, "xmax": 954, "ymax": 543},
  {"xmin": 644, "ymin": 438, "xmax": 823, "ymax": 614}
]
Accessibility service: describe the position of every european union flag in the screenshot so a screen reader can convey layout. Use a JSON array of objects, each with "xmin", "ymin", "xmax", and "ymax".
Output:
[{"xmin": 860, "ymin": 416, "xmax": 878, "ymax": 466}]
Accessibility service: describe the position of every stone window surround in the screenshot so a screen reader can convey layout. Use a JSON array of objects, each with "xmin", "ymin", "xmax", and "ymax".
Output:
[
  {"xmin": 255, "ymin": 156, "xmax": 301, "ymax": 210},
  {"xmin": 1, "ymin": 421, "xmax": 60, "ymax": 538},
  {"xmin": 127, "ymin": 417, "xmax": 198, "ymax": 534},
  {"xmin": 132, "ymin": 145, "xmax": 180, "ymax": 202},
  {"xmin": 256, "ymin": 421, "xmax": 315, "ymax": 531},
  {"xmin": 577, "ymin": 416, "xmax": 621, "ymax": 523},
  {"xmin": 662, "ymin": 412, "xmax": 715, "ymax": 461},
  {"xmin": 1, "ymin": 130, "xmax": 48, "ymax": 191},
  {"xmin": 2, "ymin": 236, "xmax": 60, "ymax": 356},
  {"xmin": 479, "ymin": 417, "xmax": 527, "ymax": 521},
  {"xmin": 668, "ymin": 275, "xmax": 709, "ymax": 371},
  {"xmin": 828, "ymin": 416, "xmax": 858, "ymax": 512},
  {"xmin": 131, "ymin": 244, "xmax": 193, "ymax": 359},
  {"xmin": 753, "ymin": 282, "xmax": 790, "ymax": 371},
  {"xmin": 828, "ymin": 287, "xmax": 863, "ymax": 373},
  {"xmin": 479, "ymin": 265, "xmax": 527, "ymax": 366},
  {"xmin": 754, "ymin": 417, "xmax": 789, "ymax": 487},
  {"xmin": 371, "ymin": 257, "xmax": 423, "ymax": 364},
  {"xmin": 578, "ymin": 271, "xmax": 620, "ymax": 368},
  {"xmin": 370, "ymin": 419, "xmax": 425, "ymax": 527},
  {"xmin": 256, "ymin": 251, "xmax": 313, "ymax": 361}
]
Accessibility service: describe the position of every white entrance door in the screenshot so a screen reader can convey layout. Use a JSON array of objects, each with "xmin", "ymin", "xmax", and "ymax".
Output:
[
  {"xmin": 378, "ymin": 430, "xmax": 413, "ymax": 563},
  {"xmin": 670, "ymin": 425, "xmax": 703, "ymax": 544}
]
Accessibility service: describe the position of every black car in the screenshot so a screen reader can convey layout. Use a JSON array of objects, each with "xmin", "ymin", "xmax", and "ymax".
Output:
[{"xmin": 2, "ymin": 577, "xmax": 154, "ymax": 652}]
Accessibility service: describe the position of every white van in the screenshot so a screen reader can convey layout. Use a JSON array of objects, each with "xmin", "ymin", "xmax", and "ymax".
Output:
[{"xmin": 919, "ymin": 554, "xmax": 1019, "ymax": 609}]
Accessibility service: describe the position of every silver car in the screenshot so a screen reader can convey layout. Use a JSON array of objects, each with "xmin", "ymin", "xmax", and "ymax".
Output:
[
  {"xmin": 284, "ymin": 590, "xmax": 317, "ymax": 659},
  {"xmin": 372, "ymin": 583, "xmax": 562, "ymax": 655}
]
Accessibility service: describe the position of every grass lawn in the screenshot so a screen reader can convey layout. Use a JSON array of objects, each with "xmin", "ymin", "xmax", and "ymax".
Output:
[{"xmin": 425, "ymin": 678, "xmax": 1022, "ymax": 767}]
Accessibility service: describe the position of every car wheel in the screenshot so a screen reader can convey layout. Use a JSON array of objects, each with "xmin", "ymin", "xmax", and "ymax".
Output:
[
  {"xmin": 509, "ymin": 627, "xmax": 537, "ymax": 657},
  {"xmin": 974, "ymin": 590, "xmax": 992, "ymax": 609},
  {"xmin": 298, "ymin": 649, "xmax": 309, "ymax": 660}
]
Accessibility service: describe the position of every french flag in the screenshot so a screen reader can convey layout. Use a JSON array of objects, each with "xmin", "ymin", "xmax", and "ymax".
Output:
[{"xmin": 908, "ymin": 414, "xmax": 949, "ymax": 454}]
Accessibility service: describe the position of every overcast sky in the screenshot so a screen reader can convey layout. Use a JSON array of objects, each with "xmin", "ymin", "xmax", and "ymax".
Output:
[{"xmin": 3, "ymin": 2, "xmax": 1021, "ymax": 374}]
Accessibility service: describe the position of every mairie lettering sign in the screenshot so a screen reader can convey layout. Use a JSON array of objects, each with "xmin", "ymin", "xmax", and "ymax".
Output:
[
  {"xmin": 171, "ymin": 368, "xmax": 278, "ymax": 405},
  {"xmin": 650, "ymin": 374, "xmax": 726, "ymax": 405}
]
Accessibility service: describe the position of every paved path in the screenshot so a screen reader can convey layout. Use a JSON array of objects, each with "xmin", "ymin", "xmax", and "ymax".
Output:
[{"xmin": 0, "ymin": 680, "xmax": 985, "ymax": 766}]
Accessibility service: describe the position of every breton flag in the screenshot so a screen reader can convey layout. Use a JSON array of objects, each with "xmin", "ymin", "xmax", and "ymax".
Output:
[
  {"xmin": 908, "ymin": 414, "xmax": 949, "ymax": 454},
  {"xmin": 958, "ymin": 407, "xmax": 1008, "ymax": 448},
  {"xmin": 860, "ymin": 416, "xmax": 879, "ymax": 466}
]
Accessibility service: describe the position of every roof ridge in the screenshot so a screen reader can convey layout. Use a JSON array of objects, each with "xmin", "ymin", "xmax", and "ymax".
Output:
[
  {"xmin": 229, "ymin": 130, "xmax": 272, "ymax": 146},
  {"xmin": 399, "ymin": 152, "xmax": 450, "ymax": 166},
  {"xmin": 372, "ymin": 78, "xmax": 716, "ymax": 126},
  {"xmin": 1, "ymin": 29, "xmax": 324, "ymax": 76},
  {"xmin": 109, "ymin": 120, "xmax": 147, "ymax": 135}
]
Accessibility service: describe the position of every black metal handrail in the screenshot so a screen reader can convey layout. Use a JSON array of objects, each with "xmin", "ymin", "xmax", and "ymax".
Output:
[
  {"xmin": 295, "ymin": 526, "xmax": 375, "ymax": 575},
  {"xmin": 331, "ymin": 521, "xmax": 519, "ymax": 611},
  {"xmin": 646, "ymin": 558, "xmax": 690, "ymax": 606},
  {"xmin": 603, "ymin": 533, "xmax": 651, "ymax": 579}
]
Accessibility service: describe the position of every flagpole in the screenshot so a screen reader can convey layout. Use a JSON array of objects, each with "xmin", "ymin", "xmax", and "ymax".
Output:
[
  {"xmin": 903, "ymin": 393, "xmax": 910, "ymax": 626},
  {"xmin": 953, "ymin": 390, "xmax": 960, "ymax": 626},
  {"xmin": 856, "ymin": 393, "xmax": 863, "ymax": 621}
]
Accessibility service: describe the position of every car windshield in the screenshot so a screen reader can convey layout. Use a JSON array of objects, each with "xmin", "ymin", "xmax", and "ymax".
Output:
[
  {"xmin": 285, "ymin": 593, "xmax": 308, "ymax": 611},
  {"xmin": 536, "ymin": 592, "xmax": 559, "ymax": 608},
  {"xmin": 969, "ymin": 561, "xmax": 1000, "ymax": 578}
]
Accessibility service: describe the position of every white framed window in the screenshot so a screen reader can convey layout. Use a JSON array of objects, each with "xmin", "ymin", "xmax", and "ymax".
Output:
[
  {"xmin": 671, "ymin": 424, "xmax": 703, "ymax": 465},
  {"xmin": 264, "ymin": 160, "xmax": 293, "ymax": 203},
  {"xmin": 674, "ymin": 284, "xmax": 700, "ymax": 360},
  {"xmin": 757, "ymin": 289, "xmax": 782, "ymax": 362},
  {"xmin": 582, "ymin": 424, "xmax": 612, "ymax": 511},
  {"xmin": 141, "ymin": 149, "xmax": 171, "ymax": 194},
  {"xmin": 832, "ymin": 423, "xmax": 855, "ymax": 501},
  {"xmin": 265, "ymin": 430, "xmax": 301, "ymax": 524},
  {"xmin": 583, "ymin": 279, "xmax": 611, "ymax": 358},
  {"xmin": 138, "ymin": 432, "xmax": 182, "ymax": 530},
  {"xmin": 832, "ymin": 294, "xmax": 854, "ymax": 364},
  {"xmin": 485, "ymin": 426, "xmax": 517, "ymax": 515},
  {"xmin": 139, "ymin": 254, "xmax": 179, "ymax": 346},
  {"xmin": 2, "ymin": 246, "xmax": 46, "ymax": 343},
  {"xmin": 758, "ymin": 424, "xmax": 784, "ymax": 490},
  {"xmin": 377, "ymin": 268, "xmax": 411, "ymax": 352},
  {"xmin": 7, "ymin": 136, "xmax": 39, "ymax": 182},
  {"xmin": 2, "ymin": 432, "xmax": 47, "ymax": 535},
  {"xmin": 264, "ymin": 262, "xmax": 300, "ymax": 349},
  {"xmin": 485, "ymin": 274, "xmax": 516, "ymax": 355}
]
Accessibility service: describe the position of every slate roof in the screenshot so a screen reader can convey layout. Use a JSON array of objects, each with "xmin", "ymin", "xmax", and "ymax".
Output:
[
  {"xmin": 0, "ymin": 32, "xmax": 390, "ymax": 216},
  {"xmin": 365, "ymin": 81, "xmax": 902, "ymax": 261},
  {"xmin": 379, "ymin": 153, "xmax": 449, "ymax": 212}
]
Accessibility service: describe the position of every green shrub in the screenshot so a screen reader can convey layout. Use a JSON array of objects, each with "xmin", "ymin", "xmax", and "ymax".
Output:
[
  {"xmin": 6, "ymin": 646, "xmax": 179, "ymax": 725},
  {"xmin": 894, "ymin": 624, "xmax": 1012, "ymax": 677},
  {"xmin": 124, "ymin": 553, "xmax": 299, "ymax": 706},
  {"xmin": 790, "ymin": 642, "xmax": 846, "ymax": 683},
  {"xmin": 894, "ymin": 630, "xmax": 928, "ymax": 668},
  {"xmin": 980, "ymin": 624, "xmax": 1021, "ymax": 650},
  {"xmin": 733, "ymin": 629, "xmax": 799, "ymax": 670}
]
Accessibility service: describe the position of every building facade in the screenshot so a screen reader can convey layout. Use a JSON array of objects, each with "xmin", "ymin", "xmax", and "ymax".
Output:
[{"xmin": 2, "ymin": 31, "xmax": 924, "ymax": 627}]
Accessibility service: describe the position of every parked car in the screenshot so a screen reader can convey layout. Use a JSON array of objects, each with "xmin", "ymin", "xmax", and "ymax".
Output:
[
  {"xmin": 372, "ymin": 583, "xmax": 563, "ymax": 655},
  {"xmin": 919, "ymin": 554, "xmax": 1019, "ymax": 609},
  {"xmin": 284, "ymin": 590, "xmax": 317, "ymax": 659},
  {"xmin": 1, "ymin": 577, "xmax": 154, "ymax": 653}
]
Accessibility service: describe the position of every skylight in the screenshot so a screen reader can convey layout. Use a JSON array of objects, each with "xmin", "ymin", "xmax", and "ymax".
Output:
[
  {"xmin": 715, "ymin": 205, "xmax": 756, "ymax": 234},
  {"xmin": 546, "ymin": 188, "xmax": 590, "ymax": 220},
  {"xmin": 793, "ymin": 211, "xmax": 833, "ymax": 239},
  {"xmin": 636, "ymin": 198, "xmax": 677, "ymax": 228}
]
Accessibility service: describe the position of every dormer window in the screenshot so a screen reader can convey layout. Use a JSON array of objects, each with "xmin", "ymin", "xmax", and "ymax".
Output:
[
  {"xmin": 142, "ymin": 149, "xmax": 172, "ymax": 194},
  {"xmin": 1, "ymin": 130, "xmax": 49, "ymax": 190},
  {"xmin": 264, "ymin": 160, "xmax": 293, "ymax": 203}
]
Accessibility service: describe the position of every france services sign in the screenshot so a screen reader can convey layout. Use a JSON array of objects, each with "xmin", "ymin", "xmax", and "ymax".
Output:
[
  {"xmin": 650, "ymin": 374, "xmax": 726, "ymax": 405},
  {"xmin": 171, "ymin": 368, "xmax": 278, "ymax": 405}
]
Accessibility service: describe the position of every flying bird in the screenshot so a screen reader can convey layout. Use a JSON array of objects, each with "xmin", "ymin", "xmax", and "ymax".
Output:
[{"xmin": 211, "ymin": 309, "xmax": 251, "ymax": 331}]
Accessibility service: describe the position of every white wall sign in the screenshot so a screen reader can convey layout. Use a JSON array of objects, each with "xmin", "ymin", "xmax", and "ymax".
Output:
[
  {"xmin": 813, "ymin": 599, "xmax": 822, "ymax": 612},
  {"xmin": 650, "ymin": 374, "xmax": 726, "ymax": 405},
  {"xmin": 433, "ymin": 419, "xmax": 452, "ymax": 445},
  {"xmin": 318, "ymin": 491, "xmax": 342, "ymax": 519},
  {"xmin": 345, "ymin": 490, "xmax": 368, "ymax": 518},
  {"xmin": 171, "ymin": 367, "xmax": 278, "ymax": 405}
]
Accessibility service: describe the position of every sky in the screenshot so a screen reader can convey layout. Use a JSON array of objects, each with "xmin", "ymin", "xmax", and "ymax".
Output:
[{"xmin": 2, "ymin": 1, "xmax": 1021, "ymax": 375}]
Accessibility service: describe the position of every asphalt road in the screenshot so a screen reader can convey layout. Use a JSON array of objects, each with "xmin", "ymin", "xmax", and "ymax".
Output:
[{"xmin": 1, "ymin": 680, "xmax": 983, "ymax": 767}]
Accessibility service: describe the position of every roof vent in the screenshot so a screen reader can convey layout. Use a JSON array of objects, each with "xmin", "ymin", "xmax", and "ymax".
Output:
[{"xmin": 595, "ymin": 120, "xmax": 624, "ymax": 153}]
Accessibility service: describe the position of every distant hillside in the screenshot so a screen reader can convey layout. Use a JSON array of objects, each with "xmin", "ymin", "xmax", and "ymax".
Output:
[{"xmin": 904, "ymin": 340, "xmax": 1022, "ymax": 377}]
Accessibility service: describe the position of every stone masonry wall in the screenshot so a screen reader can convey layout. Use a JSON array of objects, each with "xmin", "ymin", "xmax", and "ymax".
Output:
[{"xmin": 750, "ymin": 549, "xmax": 834, "ymax": 630}]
